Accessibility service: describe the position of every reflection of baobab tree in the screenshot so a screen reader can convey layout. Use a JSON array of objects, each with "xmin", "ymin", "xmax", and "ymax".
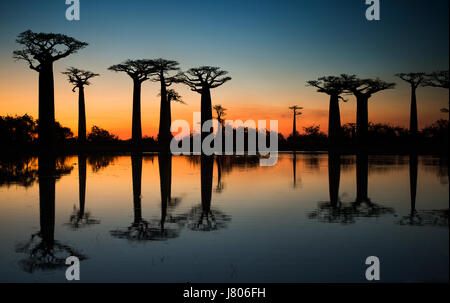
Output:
[
  {"xmin": 186, "ymin": 156, "xmax": 231, "ymax": 232},
  {"xmin": 397, "ymin": 154, "xmax": 449, "ymax": 227},
  {"xmin": 291, "ymin": 152, "xmax": 302, "ymax": 188},
  {"xmin": 309, "ymin": 152, "xmax": 394, "ymax": 224},
  {"xmin": 110, "ymin": 154, "xmax": 183, "ymax": 242},
  {"xmin": 65, "ymin": 154, "xmax": 100, "ymax": 229},
  {"xmin": 215, "ymin": 156, "xmax": 225, "ymax": 193},
  {"xmin": 351, "ymin": 152, "xmax": 395, "ymax": 217},
  {"xmin": 15, "ymin": 154, "xmax": 85, "ymax": 273}
]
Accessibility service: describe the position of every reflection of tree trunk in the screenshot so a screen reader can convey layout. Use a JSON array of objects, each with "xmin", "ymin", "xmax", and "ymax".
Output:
[
  {"xmin": 132, "ymin": 80, "xmax": 142, "ymax": 143},
  {"xmin": 131, "ymin": 154, "xmax": 143, "ymax": 223},
  {"xmin": 328, "ymin": 94, "xmax": 342, "ymax": 145},
  {"xmin": 158, "ymin": 154, "xmax": 172, "ymax": 229},
  {"xmin": 38, "ymin": 154, "xmax": 56, "ymax": 245},
  {"xmin": 38, "ymin": 63, "xmax": 56, "ymax": 146},
  {"xmin": 410, "ymin": 87, "xmax": 418, "ymax": 137},
  {"xmin": 356, "ymin": 152, "xmax": 369, "ymax": 204},
  {"xmin": 356, "ymin": 96, "xmax": 369, "ymax": 145},
  {"xmin": 78, "ymin": 154, "xmax": 87, "ymax": 219},
  {"xmin": 201, "ymin": 87, "xmax": 213, "ymax": 142},
  {"xmin": 201, "ymin": 155, "xmax": 214, "ymax": 216},
  {"xmin": 216, "ymin": 156, "xmax": 222, "ymax": 189},
  {"xmin": 409, "ymin": 153, "xmax": 418, "ymax": 215},
  {"xmin": 158, "ymin": 79, "xmax": 170, "ymax": 150},
  {"xmin": 328, "ymin": 152, "xmax": 341, "ymax": 207},
  {"xmin": 293, "ymin": 152, "xmax": 297, "ymax": 188},
  {"xmin": 78, "ymin": 86, "xmax": 86, "ymax": 143}
]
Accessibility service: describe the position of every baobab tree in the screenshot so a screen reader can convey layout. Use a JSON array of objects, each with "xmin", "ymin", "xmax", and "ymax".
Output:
[
  {"xmin": 213, "ymin": 104, "xmax": 227, "ymax": 128},
  {"xmin": 180, "ymin": 66, "xmax": 231, "ymax": 141},
  {"xmin": 13, "ymin": 30, "xmax": 88, "ymax": 146},
  {"xmin": 62, "ymin": 67, "xmax": 99, "ymax": 143},
  {"xmin": 424, "ymin": 70, "xmax": 449, "ymax": 119},
  {"xmin": 150, "ymin": 59, "xmax": 180, "ymax": 149},
  {"xmin": 341, "ymin": 74, "xmax": 396, "ymax": 144},
  {"xmin": 288, "ymin": 105, "xmax": 303, "ymax": 138},
  {"xmin": 307, "ymin": 76, "xmax": 347, "ymax": 144},
  {"xmin": 162, "ymin": 88, "xmax": 186, "ymax": 134},
  {"xmin": 108, "ymin": 60, "xmax": 155, "ymax": 143},
  {"xmin": 395, "ymin": 73, "xmax": 426, "ymax": 136}
]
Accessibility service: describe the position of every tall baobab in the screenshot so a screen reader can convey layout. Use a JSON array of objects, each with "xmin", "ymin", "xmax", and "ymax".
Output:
[
  {"xmin": 424, "ymin": 70, "xmax": 449, "ymax": 119},
  {"xmin": 108, "ymin": 60, "xmax": 155, "ymax": 143},
  {"xmin": 150, "ymin": 59, "xmax": 180, "ymax": 149},
  {"xmin": 341, "ymin": 74, "xmax": 396, "ymax": 144},
  {"xmin": 288, "ymin": 105, "xmax": 303, "ymax": 138},
  {"xmin": 307, "ymin": 76, "xmax": 347, "ymax": 144},
  {"xmin": 162, "ymin": 88, "xmax": 186, "ymax": 133},
  {"xmin": 62, "ymin": 67, "xmax": 99, "ymax": 143},
  {"xmin": 13, "ymin": 30, "xmax": 88, "ymax": 146},
  {"xmin": 180, "ymin": 66, "xmax": 231, "ymax": 141},
  {"xmin": 395, "ymin": 73, "xmax": 426, "ymax": 136}
]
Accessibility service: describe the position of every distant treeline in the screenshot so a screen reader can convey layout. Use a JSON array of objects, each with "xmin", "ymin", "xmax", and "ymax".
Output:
[{"xmin": 1, "ymin": 114, "xmax": 447, "ymax": 151}]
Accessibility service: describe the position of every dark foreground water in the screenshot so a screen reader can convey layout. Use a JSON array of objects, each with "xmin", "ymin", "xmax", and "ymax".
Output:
[{"xmin": 0, "ymin": 153, "xmax": 448, "ymax": 282}]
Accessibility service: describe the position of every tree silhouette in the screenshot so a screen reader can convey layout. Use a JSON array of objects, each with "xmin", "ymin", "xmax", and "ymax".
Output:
[
  {"xmin": 13, "ymin": 30, "xmax": 88, "ymax": 146},
  {"xmin": 307, "ymin": 76, "xmax": 347, "ymax": 145},
  {"xmin": 15, "ymin": 154, "xmax": 85, "ymax": 273},
  {"xmin": 180, "ymin": 66, "xmax": 231, "ymax": 141},
  {"xmin": 65, "ymin": 154, "xmax": 100, "ymax": 229},
  {"xmin": 395, "ymin": 73, "xmax": 426, "ymax": 136},
  {"xmin": 288, "ymin": 105, "xmax": 303, "ymax": 138},
  {"xmin": 150, "ymin": 59, "xmax": 180, "ymax": 150},
  {"xmin": 341, "ymin": 74, "xmax": 396, "ymax": 144},
  {"xmin": 213, "ymin": 104, "xmax": 227, "ymax": 128},
  {"xmin": 108, "ymin": 60, "xmax": 155, "ymax": 143},
  {"xmin": 158, "ymin": 88, "xmax": 186, "ymax": 138},
  {"xmin": 62, "ymin": 67, "xmax": 99, "ymax": 143},
  {"xmin": 424, "ymin": 70, "xmax": 449, "ymax": 119}
]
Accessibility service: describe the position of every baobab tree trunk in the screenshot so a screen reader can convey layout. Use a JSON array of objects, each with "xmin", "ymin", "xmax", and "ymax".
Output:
[
  {"xmin": 201, "ymin": 87, "xmax": 213, "ymax": 143},
  {"xmin": 410, "ymin": 87, "xmax": 418, "ymax": 137},
  {"xmin": 38, "ymin": 153, "xmax": 56, "ymax": 245},
  {"xmin": 158, "ymin": 79, "xmax": 170, "ymax": 150},
  {"xmin": 78, "ymin": 86, "xmax": 87, "ymax": 143},
  {"xmin": 356, "ymin": 96, "xmax": 369, "ymax": 145},
  {"xmin": 131, "ymin": 153, "xmax": 143, "ymax": 224},
  {"xmin": 132, "ymin": 80, "xmax": 142, "ymax": 143},
  {"xmin": 328, "ymin": 95, "xmax": 342, "ymax": 145},
  {"xmin": 292, "ymin": 111, "xmax": 297, "ymax": 137},
  {"xmin": 38, "ymin": 63, "xmax": 56, "ymax": 147}
]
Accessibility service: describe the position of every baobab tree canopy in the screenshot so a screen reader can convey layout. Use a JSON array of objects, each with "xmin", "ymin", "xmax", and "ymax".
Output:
[
  {"xmin": 424, "ymin": 70, "xmax": 449, "ymax": 89},
  {"xmin": 62, "ymin": 67, "xmax": 99, "ymax": 92},
  {"xmin": 181, "ymin": 66, "xmax": 231, "ymax": 92},
  {"xmin": 307, "ymin": 76, "xmax": 347, "ymax": 97},
  {"xmin": 395, "ymin": 73, "xmax": 426, "ymax": 88},
  {"xmin": 150, "ymin": 58, "xmax": 180, "ymax": 82},
  {"xmin": 13, "ymin": 30, "xmax": 88, "ymax": 70},
  {"xmin": 340, "ymin": 74, "xmax": 396, "ymax": 97},
  {"xmin": 108, "ymin": 59, "xmax": 156, "ymax": 82}
]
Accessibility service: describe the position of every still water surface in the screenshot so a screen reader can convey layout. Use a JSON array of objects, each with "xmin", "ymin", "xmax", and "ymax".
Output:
[{"xmin": 0, "ymin": 153, "xmax": 448, "ymax": 282}]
